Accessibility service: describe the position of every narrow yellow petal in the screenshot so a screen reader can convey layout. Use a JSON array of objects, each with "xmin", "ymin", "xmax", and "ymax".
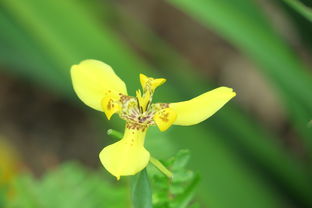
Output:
[
  {"xmin": 151, "ymin": 78, "xmax": 166, "ymax": 91},
  {"xmin": 170, "ymin": 87, "xmax": 236, "ymax": 126},
  {"xmin": 71, "ymin": 59, "xmax": 127, "ymax": 111},
  {"xmin": 139, "ymin": 73, "xmax": 166, "ymax": 92},
  {"xmin": 153, "ymin": 108, "xmax": 177, "ymax": 131},
  {"xmin": 136, "ymin": 89, "xmax": 151, "ymax": 112},
  {"xmin": 99, "ymin": 127, "xmax": 150, "ymax": 180},
  {"xmin": 139, "ymin": 74, "xmax": 149, "ymax": 90}
]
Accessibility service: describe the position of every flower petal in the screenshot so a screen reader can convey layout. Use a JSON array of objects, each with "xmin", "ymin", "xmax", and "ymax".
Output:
[
  {"xmin": 99, "ymin": 127, "xmax": 150, "ymax": 180},
  {"xmin": 170, "ymin": 87, "xmax": 236, "ymax": 126},
  {"xmin": 71, "ymin": 59, "xmax": 127, "ymax": 111},
  {"xmin": 153, "ymin": 108, "xmax": 177, "ymax": 131},
  {"xmin": 101, "ymin": 92, "xmax": 122, "ymax": 120},
  {"xmin": 139, "ymin": 74, "xmax": 166, "ymax": 92}
]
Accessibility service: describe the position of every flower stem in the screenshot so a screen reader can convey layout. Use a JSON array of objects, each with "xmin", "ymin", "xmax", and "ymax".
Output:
[
  {"xmin": 107, "ymin": 129, "xmax": 123, "ymax": 140},
  {"xmin": 150, "ymin": 156, "xmax": 173, "ymax": 179}
]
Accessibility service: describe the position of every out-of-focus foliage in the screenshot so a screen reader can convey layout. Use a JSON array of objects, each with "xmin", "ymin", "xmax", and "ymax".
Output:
[
  {"xmin": 283, "ymin": 0, "xmax": 312, "ymax": 22},
  {"xmin": 150, "ymin": 150, "xmax": 199, "ymax": 208},
  {"xmin": 0, "ymin": 139, "xmax": 19, "ymax": 184},
  {"xmin": 0, "ymin": 0, "xmax": 312, "ymax": 207},
  {"xmin": 169, "ymin": 0, "xmax": 312, "ymax": 150},
  {"xmin": 6, "ymin": 163, "xmax": 128, "ymax": 208},
  {"xmin": 0, "ymin": 186, "xmax": 6, "ymax": 208},
  {"xmin": 3, "ymin": 151, "xmax": 199, "ymax": 208},
  {"xmin": 0, "ymin": 138, "xmax": 20, "ymax": 208}
]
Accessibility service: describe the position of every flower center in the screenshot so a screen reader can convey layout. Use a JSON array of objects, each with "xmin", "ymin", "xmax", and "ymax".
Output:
[
  {"xmin": 119, "ymin": 94, "xmax": 168, "ymax": 130},
  {"xmin": 101, "ymin": 74, "xmax": 168, "ymax": 130},
  {"xmin": 118, "ymin": 75, "xmax": 168, "ymax": 130}
]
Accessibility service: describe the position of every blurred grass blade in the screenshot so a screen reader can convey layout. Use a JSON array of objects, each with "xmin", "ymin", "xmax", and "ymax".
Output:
[
  {"xmin": 168, "ymin": 0, "xmax": 312, "ymax": 155},
  {"xmin": 0, "ymin": 11, "xmax": 71, "ymax": 96},
  {"xmin": 283, "ymin": 0, "xmax": 312, "ymax": 22},
  {"xmin": 132, "ymin": 169, "xmax": 152, "ymax": 208},
  {"xmin": 170, "ymin": 127, "xmax": 286, "ymax": 208},
  {"xmin": 1, "ymin": 0, "xmax": 154, "ymax": 94}
]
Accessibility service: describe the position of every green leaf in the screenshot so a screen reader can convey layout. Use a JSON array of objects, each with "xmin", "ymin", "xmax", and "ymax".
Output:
[
  {"xmin": 131, "ymin": 169, "xmax": 153, "ymax": 208},
  {"xmin": 283, "ymin": 0, "xmax": 312, "ymax": 22},
  {"xmin": 151, "ymin": 150, "xmax": 199, "ymax": 208},
  {"xmin": 172, "ymin": 175, "xmax": 200, "ymax": 208},
  {"xmin": 188, "ymin": 203, "xmax": 200, "ymax": 208},
  {"xmin": 169, "ymin": 150, "xmax": 190, "ymax": 171},
  {"xmin": 7, "ymin": 162, "xmax": 128, "ymax": 208}
]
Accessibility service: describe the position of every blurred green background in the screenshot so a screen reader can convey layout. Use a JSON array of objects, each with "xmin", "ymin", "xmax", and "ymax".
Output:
[{"xmin": 1, "ymin": 0, "xmax": 312, "ymax": 207}]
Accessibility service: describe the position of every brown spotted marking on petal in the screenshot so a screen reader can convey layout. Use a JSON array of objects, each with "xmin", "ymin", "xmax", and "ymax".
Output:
[
  {"xmin": 160, "ymin": 112, "xmax": 169, "ymax": 122},
  {"xmin": 107, "ymin": 100, "xmax": 112, "ymax": 110}
]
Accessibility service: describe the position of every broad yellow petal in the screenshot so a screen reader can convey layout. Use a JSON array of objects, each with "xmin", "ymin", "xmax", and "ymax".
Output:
[
  {"xmin": 99, "ymin": 127, "xmax": 150, "ymax": 180},
  {"xmin": 71, "ymin": 59, "xmax": 127, "ymax": 111},
  {"xmin": 170, "ymin": 87, "xmax": 236, "ymax": 126}
]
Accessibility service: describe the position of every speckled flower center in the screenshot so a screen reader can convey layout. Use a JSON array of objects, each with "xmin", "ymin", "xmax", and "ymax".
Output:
[{"xmin": 118, "ymin": 94, "xmax": 168, "ymax": 131}]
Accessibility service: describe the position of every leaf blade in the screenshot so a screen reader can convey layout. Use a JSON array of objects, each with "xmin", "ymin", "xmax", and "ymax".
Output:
[{"xmin": 132, "ymin": 169, "xmax": 153, "ymax": 208}]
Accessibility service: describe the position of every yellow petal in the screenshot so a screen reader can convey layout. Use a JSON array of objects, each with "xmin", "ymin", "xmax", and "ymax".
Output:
[
  {"xmin": 153, "ymin": 108, "xmax": 177, "ymax": 131},
  {"xmin": 71, "ymin": 59, "xmax": 127, "ymax": 111},
  {"xmin": 139, "ymin": 74, "xmax": 149, "ymax": 89},
  {"xmin": 139, "ymin": 73, "xmax": 166, "ymax": 92},
  {"xmin": 170, "ymin": 87, "xmax": 236, "ymax": 126},
  {"xmin": 99, "ymin": 127, "xmax": 150, "ymax": 180},
  {"xmin": 101, "ymin": 93, "xmax": 122, "ymax": 120},
  {"xmin": 136, "ymin": 89, "xmax": 151, "ymax": 112}
]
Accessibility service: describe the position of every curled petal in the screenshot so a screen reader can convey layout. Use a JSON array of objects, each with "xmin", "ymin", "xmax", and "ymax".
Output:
[
  {"xmin": 99, "ymin": 127, "xmax": 150, "ymax": 180},
  {"xmin": 139, "ymin": 74, "xmax": 166, "ymax": 92},
  {"xmin": 170, "ymin": 87, "xmax": 236, "ymax": 126},
  {"xmin": 101, "ymin": 93, "xmax": 122, "ymax": 120},
  {"xmin": 153, "ymin": 108, "xmax": 177, "ymax": 131},
  {"xmin": 71, "ymin": 59, "xmax": 127, "ymax": 111}
]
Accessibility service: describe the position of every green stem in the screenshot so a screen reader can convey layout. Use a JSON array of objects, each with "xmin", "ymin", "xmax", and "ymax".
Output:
[
  {"xmin": 107, "ymin": 129, "xmax": 123, "ymax": 140},
  {"xmin": 150, "ymin": 157, "xmax": 173, "ymax": 179}
]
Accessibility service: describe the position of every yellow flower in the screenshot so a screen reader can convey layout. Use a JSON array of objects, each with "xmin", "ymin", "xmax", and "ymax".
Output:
[{"xmin": 70, "ymin": 59, "xmax": 236, "ymax": 180}]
